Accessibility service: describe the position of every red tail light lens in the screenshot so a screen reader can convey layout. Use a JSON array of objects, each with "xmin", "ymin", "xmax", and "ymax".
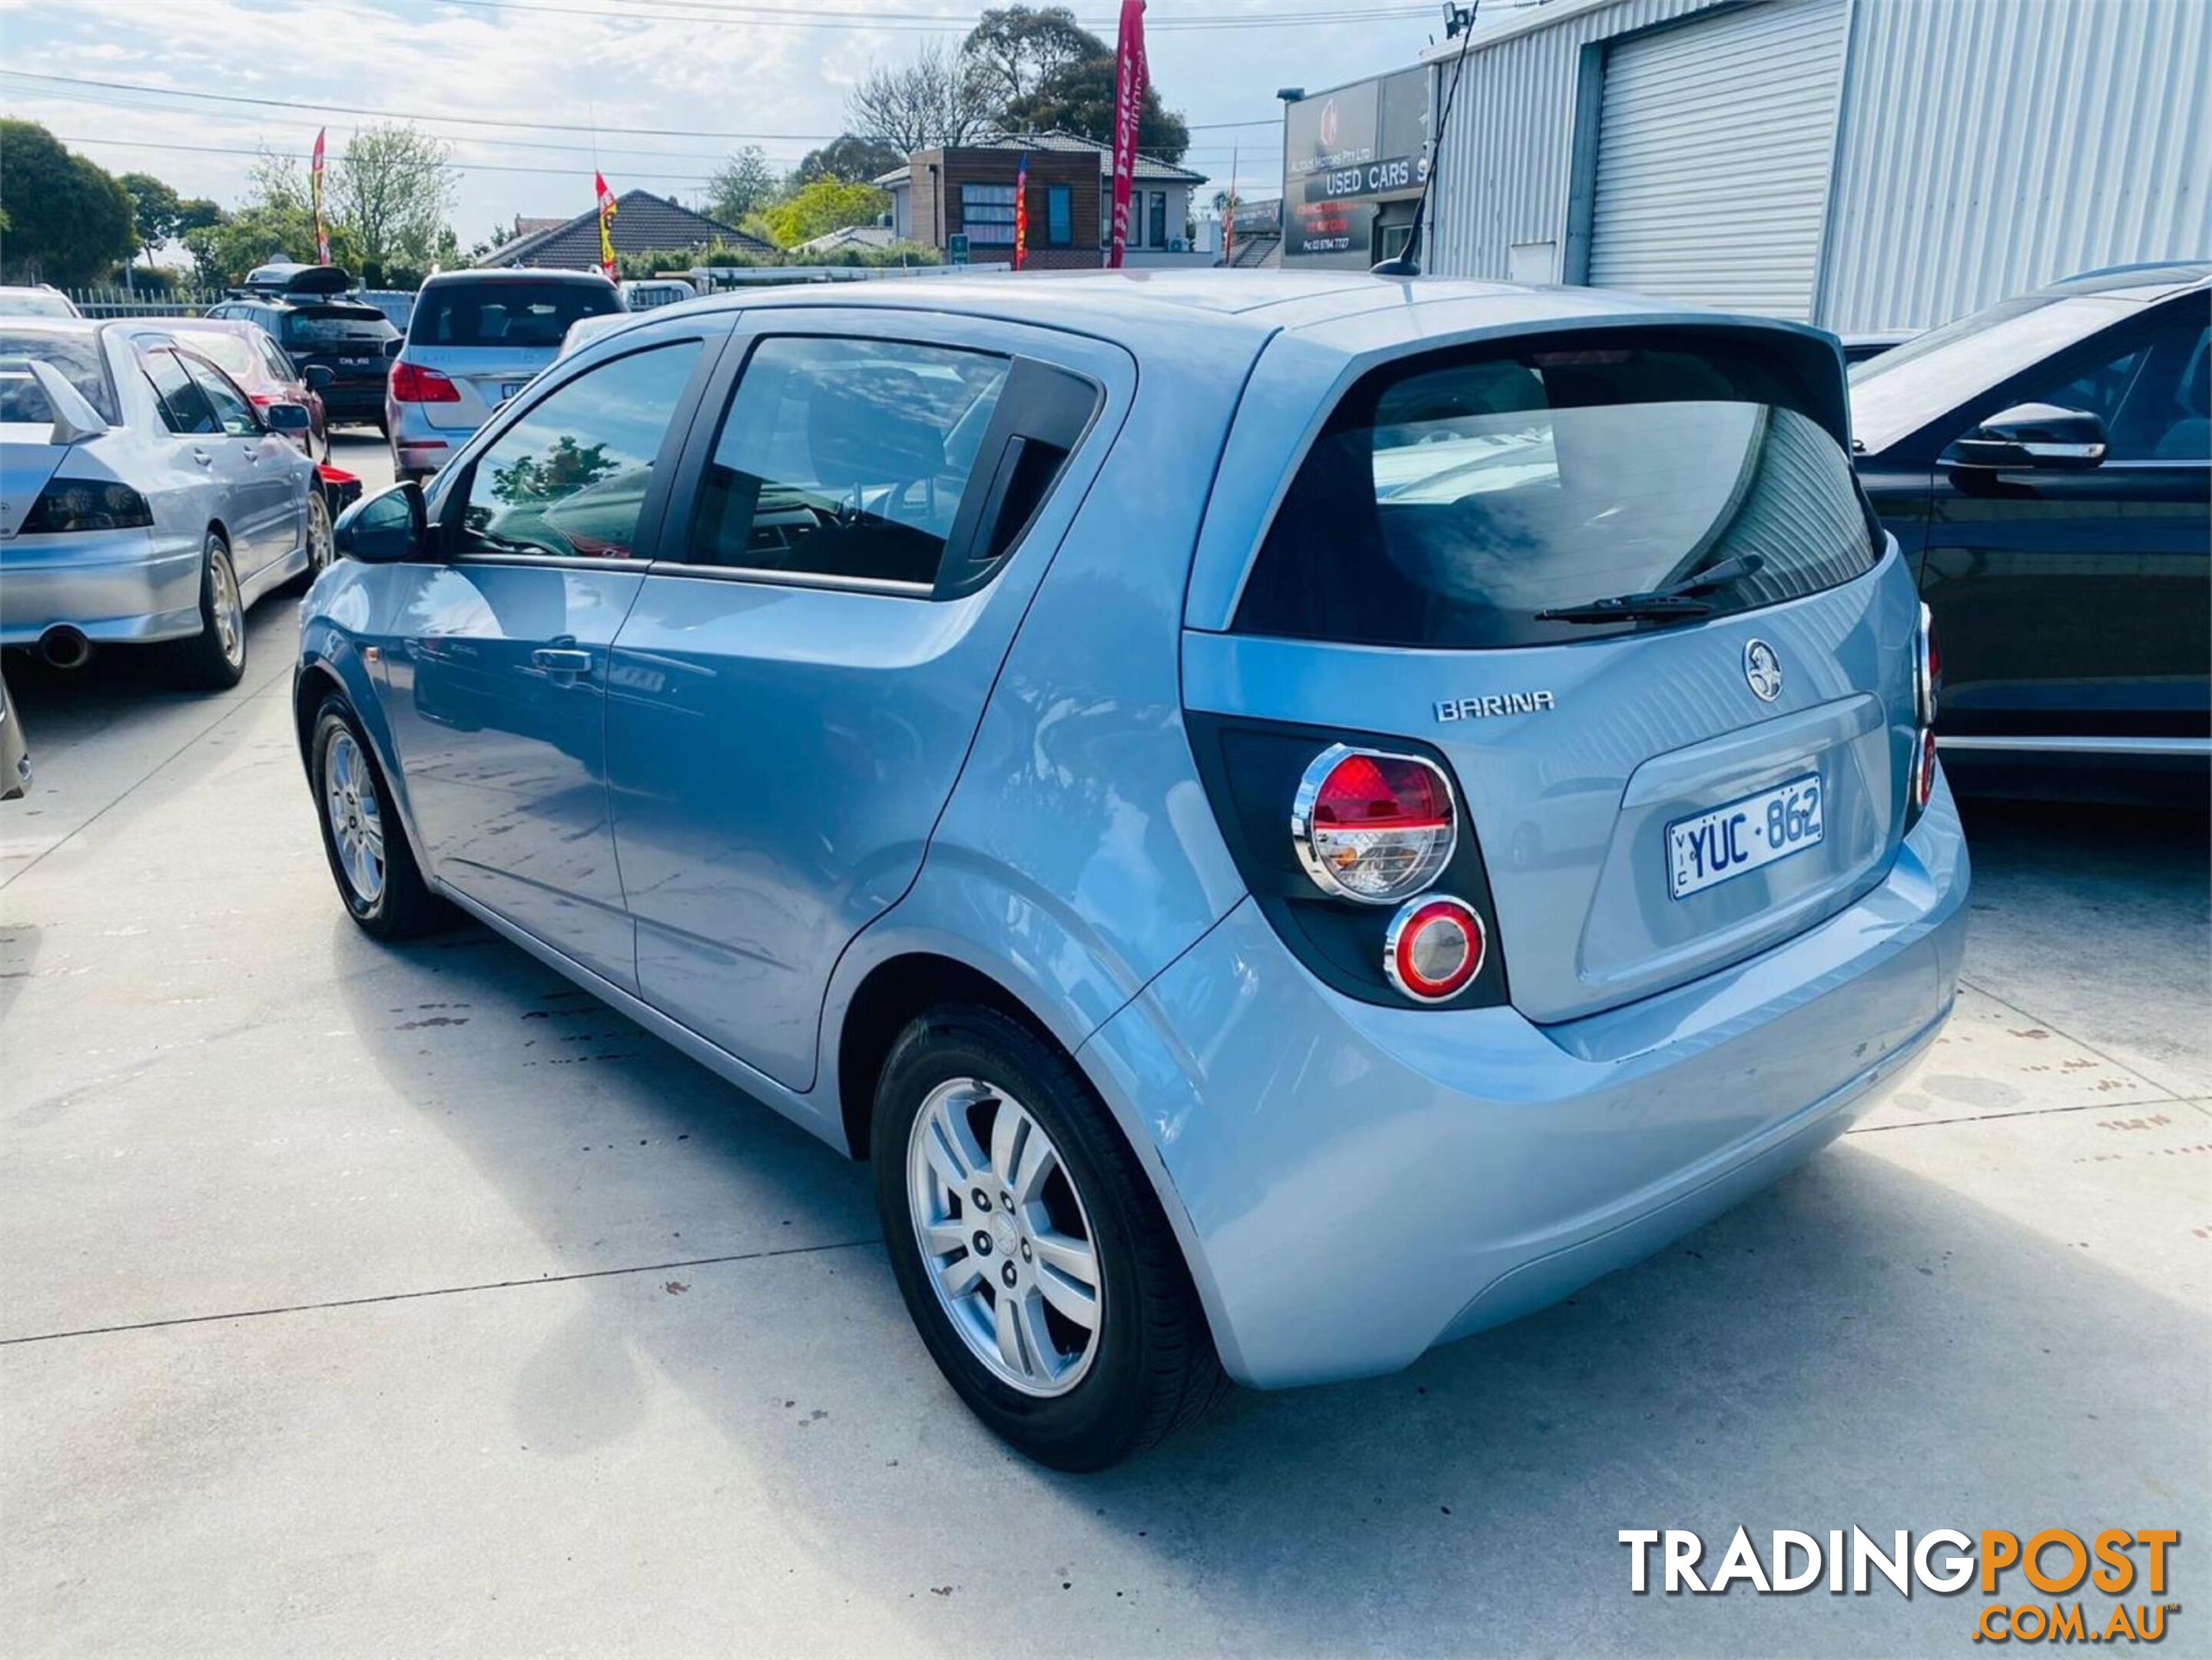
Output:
[
  {"xmin": 1293, "ymin": 745, "xmax": 1458, "ymax": 903},
  {"xmin": 1911, "ymin": 725, "xmax": 1939, "ymax": 812},
  {"xmin": 1385, "ymin": 895, "xmax": 1486, "ymax": 1002},
  {"xmin": 390, "ymin": 362, "xmax": 460, "ymax": 403}
]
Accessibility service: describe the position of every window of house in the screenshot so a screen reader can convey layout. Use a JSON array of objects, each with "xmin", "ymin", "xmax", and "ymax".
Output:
[
  {"xmin": 961, "ymin": 184, "xmax": 1017, "ymax": 247},
  {"xmin": 1149, "ymin": 190, "xmax": 1168, "ymax": 250},
  {"xmin": 1046, "ymin": 185, "xmax": 1073, "ymax": 247},
  {"xmin": 456, "ymin": 341, "xmax": 703, "ymax": 560},
  {"xmin": 687, "ymin": 336, "xmax": 1012, "ymax": 586}
]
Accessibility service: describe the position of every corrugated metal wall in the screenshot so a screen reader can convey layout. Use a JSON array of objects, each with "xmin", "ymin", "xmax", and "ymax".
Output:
[
  {"xmin": 1587, "ymin": 0, "xmax": 1848, "ymax": 314},
  {"xmin": 1816, "ymin": 0, "xmax": 2212, "ymax": 330},
  {"xmin": 1424, "ymin": 0, "xmax": 1732, "ymax": 282},
  {"xmin": 1425, "ymin": 0, "xmax": 2211, "ymax": 330}
]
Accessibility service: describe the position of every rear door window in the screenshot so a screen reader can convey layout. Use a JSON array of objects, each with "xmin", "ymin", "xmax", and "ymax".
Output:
[
  {"xmin": 1234, "ymin": 335, "xmax": 1879, "ymax": 649},
  {"xmin": 410, "ymin": 282, "xmax": 620, "ymax": 349},
  {"xmin": 685, "ymin": 337, "xmax": 1012, "ymax": 586},
  {"xmin": 142, "ymin": 348, "xmax": 217, "ymax": 434}
]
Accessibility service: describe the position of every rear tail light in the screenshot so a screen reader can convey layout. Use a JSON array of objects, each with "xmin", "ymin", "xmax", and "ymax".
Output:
[
  {"xmin": 1908, "ymin": 604, "xmax": 1942, "ymax": 823},
  {"xmin": 389, "ymin": 362, "xmax": 459, "ymax": 403},
  {"xmin": 1385, "ymin": 895, "xmax": 1485, "ymax": 1002},
  {"xmin": 1292, "ymin": 745, "xmax": 1457, "ymax": 904},
  {"xmin": 1184, "ymin": 715, "xmax": 1507, "ymax": 1010},
  {"xmin": 1910, "ymin": 725, "xmax": 1939, "ymax": 814},
  {"xmin": 18, "ymin": 476, "xmax": 154, "ymax": 533},
  {"xmin": 1914, "ymin": 603, "xmax": 1942, "ymax": 726}
]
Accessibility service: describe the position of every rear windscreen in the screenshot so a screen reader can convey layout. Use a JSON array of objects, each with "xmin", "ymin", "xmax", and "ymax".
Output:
[
  {"xmin": 280, "ymin": 305, "xmax": 399, "ymax": 348},
  {"xmin": 0, "ymin": 330, "xmax": 117, "ymax": 421},
  {"xmin": 1233, "ymin": 335, "xmax": 1880, "ymax": 650},
  {"xmin": 409, "ymin": 282, "xmax": 620, "ymax": 349}
]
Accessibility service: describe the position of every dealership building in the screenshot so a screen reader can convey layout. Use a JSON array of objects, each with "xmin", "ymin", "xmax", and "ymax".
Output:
[{"xmin": 1281, "ymin": 0, "xmax": 2206, "ymax": 330}]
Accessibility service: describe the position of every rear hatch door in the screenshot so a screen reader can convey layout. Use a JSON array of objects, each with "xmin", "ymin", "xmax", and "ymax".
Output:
[
  {"xmin": 1184, "ymin": 323, "xmax": 1921, "ymax": 1024},
  {"xmin": 280, "ymin": 304, "xmax": 397, "ymax": 394},
  {"xmin": 403, "ymin": 281, "xmax": 620, "ymax": 430}
]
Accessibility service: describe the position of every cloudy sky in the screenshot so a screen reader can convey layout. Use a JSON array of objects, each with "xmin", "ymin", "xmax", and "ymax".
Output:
[{"xmin": 0, "ymin": 0, "xmax": 1452, "ymax": 247}]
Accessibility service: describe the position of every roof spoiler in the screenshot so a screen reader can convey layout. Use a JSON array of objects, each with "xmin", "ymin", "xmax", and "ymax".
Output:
[{"xmin": 28, "ymin": 360, "xmax": 108, "ymax": 445}]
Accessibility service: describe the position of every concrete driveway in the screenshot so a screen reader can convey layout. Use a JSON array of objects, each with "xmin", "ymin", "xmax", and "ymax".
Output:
[{"xmin": 3, "ymin": 435, "xmax": 2207, "ymax": 1656}]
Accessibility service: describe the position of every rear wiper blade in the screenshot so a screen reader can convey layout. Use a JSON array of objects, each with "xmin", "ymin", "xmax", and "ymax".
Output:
[
  {"xmin": 1535, "ymin": 594, "xmax": 1713, "ymax": 625},
  {"xmin": 1535, "ymin": 553, "xmax": 1766, "ymax": 625}
]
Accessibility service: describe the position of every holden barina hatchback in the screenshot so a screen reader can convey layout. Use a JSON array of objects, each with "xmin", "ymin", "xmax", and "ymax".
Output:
[{"xmin": 298, "ymin": 274, "xmax": 1968, "ymax": 1469}]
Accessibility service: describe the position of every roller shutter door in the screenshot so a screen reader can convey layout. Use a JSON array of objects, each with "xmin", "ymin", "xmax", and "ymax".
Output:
[{"xmin": 1586, "ymin": 0, "xmax": 1848, "ymax": 317}]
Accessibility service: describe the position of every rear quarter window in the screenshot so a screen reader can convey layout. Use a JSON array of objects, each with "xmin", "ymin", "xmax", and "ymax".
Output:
[{"xmin": 1234, "ymin": 334, "xmax": 1880, "ymax": 649}]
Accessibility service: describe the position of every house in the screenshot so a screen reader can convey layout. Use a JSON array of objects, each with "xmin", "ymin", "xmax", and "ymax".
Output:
[
  {"xmin": 790, "ymin": 224, "xmax": 905, "ymax": 258},
  {"xmin": 480, "ymin": 190, "xmax": 774, "ymax": 271},
  {"xmin": 874, "ymin": 131, "xmax": 1209, "ymax": 269}
]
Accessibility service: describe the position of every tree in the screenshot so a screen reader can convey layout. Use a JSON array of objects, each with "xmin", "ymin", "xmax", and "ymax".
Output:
[
  {"xmin": 962, "ymin": 6, "xmax": 1096, "ymax": 107},
  {"xmin": 328, "ymin": 123, "xmax": 457, "ymax": 278},
  {"xmin": 791, "ymin": 134, "xmax": 905, "ymax": 188},
  {"xmin": 759, "ymin": 180, "xmax": 890, "ymax": 250},
  {"xmin": 1003, "ymin": 55, "xmax": 1189, "ymax": 163},
  {"xmin": 178, "ymin": 151, "xmax": 334, "ymax": 287},
  {"xmin": 705, "ymin": 145, "xmax": 780, "ymax": 224},
  {"xmin": 118, "ymin": 171, "xmax": 182, "ymax": 270},
  {"xmin": 847, "ymin": 40, "xmax": 995, "ymax": 153},
  {"xmin": 0, "ymin": 121, "xmax": 138, "ymax": 284}
]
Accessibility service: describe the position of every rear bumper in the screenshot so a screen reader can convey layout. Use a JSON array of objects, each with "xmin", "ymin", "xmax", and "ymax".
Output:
[
  {"xmin": 389, "ymin": 402, "xmax": 475, "ymax": 476},
  {"xmin": 0, "ymin": 530, "xmax": 205, "ymax": 646},
  {"xmin": 321, "ymin": 383, "xmax": 386, "ymax": 420},
  {"xmin": 1080, "ymin": 774, "xmax": 1971, "ymax": 1389}
]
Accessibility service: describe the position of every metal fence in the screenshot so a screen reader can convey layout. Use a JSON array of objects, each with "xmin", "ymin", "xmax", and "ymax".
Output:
[{"xmin": 62, "ymin": 287, "xmax": 220, "ymax": 319}]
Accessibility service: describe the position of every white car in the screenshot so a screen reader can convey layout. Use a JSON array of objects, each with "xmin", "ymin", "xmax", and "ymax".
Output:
[
  {"xmin": 0, "ymin": 319, "xmax": 325, "ymax": 687},
  {"xmin": 0, "ymin": 285, "xmax": 82, "ymax": 320}
]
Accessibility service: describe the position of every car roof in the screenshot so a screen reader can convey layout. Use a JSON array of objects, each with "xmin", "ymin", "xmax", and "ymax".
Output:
[
  {"xmin": 427, "ymin": 267, "xmax": 616, "ymax": 287},
  {"xmin": 681, "ymin": 268, "xmax": 1786, "ymax": 350},
  {"xmin": 2041, "ymin": 261, "xmax": 2211, "ymax": 300}
]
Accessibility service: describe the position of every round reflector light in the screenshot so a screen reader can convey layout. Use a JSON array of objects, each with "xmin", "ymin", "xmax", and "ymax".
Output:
[
  {"xmin": 1292, "ymin": 745, "xmax": 1458, "ymax": 904},
  {"xmin": 1384, "ymin": 895, "xmax": 1486, "ymax": 1003}
]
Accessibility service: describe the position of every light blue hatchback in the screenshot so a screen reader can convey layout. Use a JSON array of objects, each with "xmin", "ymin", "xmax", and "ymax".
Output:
[{"xmin": 297, "ymin": 272, "xmax": 1968, "ymax": 1469}]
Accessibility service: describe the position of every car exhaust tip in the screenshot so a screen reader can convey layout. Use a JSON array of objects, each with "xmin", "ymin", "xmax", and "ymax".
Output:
[{"xmin": 38, "ymin": 625, "xmax": 91, "ymax": 671}]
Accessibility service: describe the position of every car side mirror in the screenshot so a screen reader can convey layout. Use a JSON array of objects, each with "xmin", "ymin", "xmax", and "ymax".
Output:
[
  {"xmin": 334, "ymin": 480, "xmax": 428, "ymax": 563},
  {"xmin": 264, "ymin": 400, "xmax": 313, "ymax": 435},
  {"xmin": 1946, "ymin": 403, "xmax": 2108, "ymax": 471},
  {"xmin": 303, "ymin": 363, "xmax": 336, "ymax": 392}
]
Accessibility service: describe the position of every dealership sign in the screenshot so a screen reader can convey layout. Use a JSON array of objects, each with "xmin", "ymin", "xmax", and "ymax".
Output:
[{"xmin": 1282, "ymin": 68, "xmax": 1431, "ymax": 261}]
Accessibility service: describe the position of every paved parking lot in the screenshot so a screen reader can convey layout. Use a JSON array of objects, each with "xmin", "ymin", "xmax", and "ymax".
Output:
[{"xmin": 2, "ymin": 435, "xmax": 2207, "ymax": 1657}]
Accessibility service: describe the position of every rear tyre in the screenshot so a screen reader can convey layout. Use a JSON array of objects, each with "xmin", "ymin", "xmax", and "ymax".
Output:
[
  {"xmin": 166, "ymin": 531, "xmax": 247, "ymax": 690},
  {"xmin": 873, "ymin": 1003, "xmax": 1227, "ymax": 1471},
  {"xmin": 310, "ymin": 696, "xmax": 455, "ymax": 940}
]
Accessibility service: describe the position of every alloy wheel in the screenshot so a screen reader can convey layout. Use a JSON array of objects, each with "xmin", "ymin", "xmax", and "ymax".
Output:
[
  {"xmin": 323, "ymin": 730, "xmax": 386, "ymax": 905},
  {"xmin": 906, "ymin": 1076, "xmax": 1105, "ymax": 1397},
  {"xmin": 306, "ymin": 495, "xmax": 333, "ymax": 578},
  {"xmin": 209, "ymin": 548, "xmax": 244, "ymax": 669}
]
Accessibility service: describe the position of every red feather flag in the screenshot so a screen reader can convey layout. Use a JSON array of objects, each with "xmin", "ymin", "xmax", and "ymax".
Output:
[
  {"xmin": 1107, "ymin": 0, "xmax": 1148, "ymax": 269},
  {"xmin": 1013, "ymin": 151, "xmax": 1030, "ymax": 272}
]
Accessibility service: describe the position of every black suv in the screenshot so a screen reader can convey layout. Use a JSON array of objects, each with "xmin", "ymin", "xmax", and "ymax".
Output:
[
  {"xmin": 1851, "ymin": 263, "xmax": 2210, "ymax": 796},
  {"xmin": 205, "ymin": 264, "xmax": 400, "ymax": 433}
]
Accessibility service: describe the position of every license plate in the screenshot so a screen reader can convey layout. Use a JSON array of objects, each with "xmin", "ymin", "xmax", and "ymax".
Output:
[
  {"xmin": 1667, "ymin": 772, "xmax": 1823, "ymax": 899},
  {"xmin": 499, "ymin": 380, "xmax": 525, "ymax": 403}
]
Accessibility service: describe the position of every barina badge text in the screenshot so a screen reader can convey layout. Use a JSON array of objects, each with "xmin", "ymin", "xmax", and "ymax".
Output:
[{"xmin": 1437, "ymin": 690, "xmax": 1557, "ymax": 722}]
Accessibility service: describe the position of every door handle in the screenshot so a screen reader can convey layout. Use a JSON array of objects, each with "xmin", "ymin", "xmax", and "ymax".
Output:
[
  {"xmin": 532, "ymin": 647, "xmax": 594, "ymax": 676},
  {"xmin": 191, "ymin": 449, "xmax": 214, "ymax": 467}
]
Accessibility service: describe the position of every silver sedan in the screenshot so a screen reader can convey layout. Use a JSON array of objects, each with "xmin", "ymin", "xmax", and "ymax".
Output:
[{"xmin": 0, "ymin": 319, "xmax": 326, "ymax": 688}]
